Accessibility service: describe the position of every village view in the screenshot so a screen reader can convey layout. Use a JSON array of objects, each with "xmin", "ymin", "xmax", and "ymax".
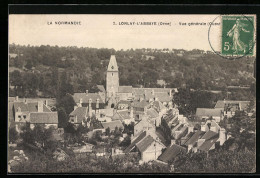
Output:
[{"xmin": 8, "ymin": 44, "xmax": 256, "ymax": 173}]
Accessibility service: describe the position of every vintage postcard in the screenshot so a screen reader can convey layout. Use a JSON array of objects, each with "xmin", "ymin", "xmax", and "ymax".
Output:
[{"xmin": 8, "ymin": 14, "xmax": 256, "ymax": 173}]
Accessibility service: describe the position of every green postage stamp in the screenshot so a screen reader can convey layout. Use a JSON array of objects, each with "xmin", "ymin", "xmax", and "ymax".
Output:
[{"xmin": 221, "ymin": 15, "xmax": 255, "ymax": 56}]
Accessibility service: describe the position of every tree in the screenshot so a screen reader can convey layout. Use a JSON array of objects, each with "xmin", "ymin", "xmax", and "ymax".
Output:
[
  {"xmin": 9, "ymin": 127, "xmax": 18, "ymax": 143},
  {"xmin": 57, "ymin": 107, "xmax": 69, "ymax": 128},
  {"xmin": 105, "ymin": 127, "xmax": 111, "ymax": 136}
]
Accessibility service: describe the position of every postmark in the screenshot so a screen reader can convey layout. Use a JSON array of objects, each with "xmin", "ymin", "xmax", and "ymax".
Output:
[
  {"xmin": 221, "ymin": 15, "xmax": 255, "ymax": 56},
  {"xmin": 208, "ymin": 14, "xmax": 256, "ymax": 60}
]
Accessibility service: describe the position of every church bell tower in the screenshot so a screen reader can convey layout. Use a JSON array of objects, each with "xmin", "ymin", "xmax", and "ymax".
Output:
[{"xmin": 106, "ymin": 55, "xmax": 119, "ymax": 102}]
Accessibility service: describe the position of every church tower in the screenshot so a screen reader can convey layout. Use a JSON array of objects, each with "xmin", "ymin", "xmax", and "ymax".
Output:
[{"xmin": 106, "ymin": 55, "xmax": 119, "ymax": 103}]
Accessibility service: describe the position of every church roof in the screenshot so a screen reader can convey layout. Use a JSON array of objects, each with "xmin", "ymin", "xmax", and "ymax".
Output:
[
  {"xmin": 118, "ymin": 86, "xmax": 132, "ymax": 93},
  {"xmin": 107, "ymin": 55, "xmax": 118, "ymax": 72}
]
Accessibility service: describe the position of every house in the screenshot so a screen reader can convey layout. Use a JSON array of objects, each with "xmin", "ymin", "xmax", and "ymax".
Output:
[
  {"xmin": 136, "ymin": 135, "xmax": 166, "ymax": 163},
  {"xmin": 214, "ymin": 100, "xmax": 250, "ymax": 117},
  {"xmin": 112, "ymin": 109, "xmax": 134, "ymax": 125},
  {"xmin": 13, "ymin": 100, "xmax": 51, "ymax": 123},
  {"xmin": 184, "ymin": 130, "xmax": 206, "ymax": 153},
  {"xmin": 116, "ymin": 100, "xmax": 131, "ymax": 110},
  {"xmin": 134, "ymin": 115, "xmax": 156, "ymax": 137},
  {"xmin": 101, "ymin": 120, "xmax": 124, "ymax": 132},
  {"xmin": 197, "ymin": 130, "xmax": 219, "ymax": 153},
  {"xmin": 30, "ymin": 112, "xmax": 58, "ymax": 130},
  {"xmin": 123, "ymin": 131, "xmax": 166, "ymax": 163},
  {"xmin": 72, "ymin": 91, "xmax": 105, "ymax": 109},
  {"xmin": 71, "ymin": 142, "xmax": 94, "ymax": 154},
  {"xmin": 69, "ymin": 107, "xmax": 89, "ymax": 127},
  {"xmin": 196, "ymin": 108, "xmax": 224, "ymax": 123},
  {"xmin": 157, "ymin": 143, "xmax": 187, "ymax": 164}
]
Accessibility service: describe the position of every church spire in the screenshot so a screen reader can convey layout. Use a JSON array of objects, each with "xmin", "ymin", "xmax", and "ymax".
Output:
[{"xmin": 107, "ymin": 55, "xmax": 118, "ymax": 72}]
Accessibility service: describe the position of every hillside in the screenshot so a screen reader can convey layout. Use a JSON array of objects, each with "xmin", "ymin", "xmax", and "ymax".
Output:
[{"xmin": 9, "ymin": 44, "xmax": 255, "ymax": 98}]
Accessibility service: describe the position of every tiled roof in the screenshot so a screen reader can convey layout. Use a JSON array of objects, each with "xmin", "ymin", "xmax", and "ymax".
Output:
[
  {"xmin": 100, "ymin": 108, "xmax": 114, "ymax": 117},
  {"xmin": 136, "ymin": 135, "xmax": 154, "ymax": 153},
  {"xmin": 132, "ymin": 100, "xmax": 149, "ymax": 108},
  {"xmin": 118, "ymin": 110, "xmax": 131, "ymax": 120},
  {"xmin": 133, "ymin": 88, "xmax": 172, "ymax": 95},
  {"xmin": 201, "ymin": 130, "xmax": 219, "ymax": 140},
  {"xmin": 215, "ymin": 100, "xmax": 250, "ymax": 110},
  {"xmin": 13, "ymin": 102, "xmax": 51, "ymax": 113},
  {"xmin": 147, "ymin": 108, "xmax": 159, "ymax": 118},
  {"xmin": 30, "ymin": 112, "xmax": 58, "ymax": 124},
  {"xmin": 181, "ymin": 132, "xmax": 195, "ymax": 145},
  {"xmin": 196, "ymin": 108, "xmax": 223, "ymax": 117},
  {"xmin": 69, "ymin": 107, "xmax": 88, "ymax": 123},
  {"xmin": 72, "ymin": 93, "xmax": 104, "ymax": 104},
  {"xmin": 97, "ymin": 85, "xmax": 106, "ymax": 93},
  {"xmin": 145, "ymin": 92, "xmax": 172, "ymax": 103},
  {"xmin": 151, "ymin": 100, "xmax": 166, "ymax": 112},
  {"xmin": 101, "ymin": 120, "xmax": 124, "ymax": 131},
  {"xmin": 198, "ymin": 137, "xmax": 219, "ymax": 152},
  {"xmin": 184, "ymin": 131, "xmax": 205, "ymax": 146},
  {"xmin": 118, "ymin": 86, "xmax": 133, "ymax": 93},
  {"xmin": 158, "ymin": 144, "xmax": 186, "ymax": 163},
  {"xmin": 124, "ymin": 131, "xmax": 147, "ymax": 153}
]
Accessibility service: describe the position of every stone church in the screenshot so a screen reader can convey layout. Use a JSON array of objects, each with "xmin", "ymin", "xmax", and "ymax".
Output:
[{"xmin": 106, "ymin": 55, "xmax": 173, "ymax": 108}]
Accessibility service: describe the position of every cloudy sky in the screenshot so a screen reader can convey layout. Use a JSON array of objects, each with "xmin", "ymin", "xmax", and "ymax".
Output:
[{"xmin": 9, "ymin": 14, "xmax": 222, "ymax": 51}]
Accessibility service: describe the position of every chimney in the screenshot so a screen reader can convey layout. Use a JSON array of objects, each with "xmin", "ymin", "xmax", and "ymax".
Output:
[
  {"xmin": 171, "ymin": 139, "xmax": 176, "ymax": 146},
  {"xmin": 201, "ymin": 124, "xmax": 206, "ymax": 132},
  {"xmin": 130, "ymin": 107, "xmax": 134, "ymax": 118},
  {"xmin": 96, "ymin": 98, "xmax": 100, "ymax": 109},
  {"xmin": 37, "ymin": 101, "xmax": 43, "ymax": 112},
  {"xmin": 169, "ymin": 89, "xmax": 172, "ymax": 97},
  {"xmin": 219, "ymin": 128, "xmax": 226, "ymax": 146},
  {"xmin": 15, "ymin": 96, "xmax": 19, "ymax": 101},
  {"xmin": 86, "ymin": 90, "xmax": 88, "ymax": 95},
  {"xmin": 89, "ymin": 99, "xmax": 92, "ymax": 117},
  {"xmin": 79, "ymin": 98, "xmax": 83, "ymax": 107},
  {"xmin": 45, "ymin": 100, "xmax": 48, "ymax": 106},
  {"xmin": 188, "ymin": 126, "xmax": 194, "ymax": 133},
  {"xmin": 197, "ymin": 139, "xmax": 205, "ymax": 148},
  {"xmin": 144, "ymin": 106, "xmax": 147, "ymax": 115}
]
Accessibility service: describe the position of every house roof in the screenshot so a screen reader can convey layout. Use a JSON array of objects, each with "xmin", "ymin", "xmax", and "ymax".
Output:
[
  {"xmin": 132, "ymin": 100, "xmax": 149, "ymax": 108},
  {"xmin": 151, "ymin": 100, "xmax": 166, "ymax": 112},
  {"xmin": 124, "ymin": 131, "xmax": 147, "ymax": 153},
  {"xmin": 99, "ymin": 108, "xmax": 114, "ymax": 117},
  {"xmin": 30, "ymin": 112, "xmax": 58, "ymax": 124},
  {"xmin": 117, "ymin": 100, "xmax": 131, "ymax": 107},
  {"xmin": 72, "ymin": 93, "xmax": 104, "ymax": 104},
  {"xmin": 196, "ymin": 108, "xmax": 223, "ymax": 117},
  {"xmin": 136, "ymin": 135, "xmax": 154, "ymax": 153},
  {"xmin": 69, "ymin": 107, "xmax": 88, "ymax": 123},
  {"xmin": 101, "ymin": 120, "xmax": 124, "ymax": 131},
  {"xmin": 13, "ymin": 102, "xmax": 51, "ymax": 113},
  {"xmin": 97, "ymin": 85, "xmax": 106, "ymax": 93},
  {"xmin": 201, "ymin": 130, "xmax": 219, "ymax": 140},
  {"xmin": 198, "ymin": 137, "xmax": 219, "ymax": 152},
  {"xmin": 215, "ymin": 100, "xmax": 250, "ymax": 110},
  {"xmin": 181, "ymin": 132, "xmax": 195, "ymax": 145},
  {"xmin": 146, "ymin": 108, "xmax": 159, "ymax": 118},
  {"xmin": 107, "ymin": 55, "xmax": 118, "ymax": 72},
  {"xmin": 158, "ymin": 144, "xmax": 186, "ymax": 163},
  {"xmin": 132, "ymin": 88, "xmax": 172, "ymax": 95},
  {"xmin": 184, "ymin": 131, "xmax": 205, "ymax": 146},
  {"xmin": 112, "ymin": 110, "xmax": 131, "ymax": 121},
  {"xmin": 118, "ymin": 86, "xmax": 133, "ymax": 93}
]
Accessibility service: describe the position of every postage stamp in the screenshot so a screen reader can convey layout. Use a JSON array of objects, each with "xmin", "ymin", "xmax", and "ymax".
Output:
[{"xmin": 221, "ymin": 15, "xmax": 255, "ymax": 56}]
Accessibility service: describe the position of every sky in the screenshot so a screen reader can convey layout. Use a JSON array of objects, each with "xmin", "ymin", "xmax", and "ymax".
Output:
[{"xmin": 9, "ymin": 14, "xmax": 222, "ymax": 51}]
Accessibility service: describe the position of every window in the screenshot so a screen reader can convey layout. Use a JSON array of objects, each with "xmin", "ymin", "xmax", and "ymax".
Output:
[
  {"xmin": 23, "ymin": 115, "xmax": 26, "ymax": 119},
  {"xmin": 18, "ymin": 115, "xmax": 21, "ymax": 119},
  {"xmin": 112, "ymin": 73, "xmax": 113, "ymax": 76}
]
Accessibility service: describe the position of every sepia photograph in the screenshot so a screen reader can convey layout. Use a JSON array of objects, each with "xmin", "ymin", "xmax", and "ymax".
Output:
[{"xmin": 8, "ymin": 12, "xmax": 256, "ymax": 174}]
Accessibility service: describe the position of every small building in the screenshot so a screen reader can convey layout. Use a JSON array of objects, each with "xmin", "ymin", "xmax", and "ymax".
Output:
[
  {"xmin": 196, "ymin": 108, "xmax": 224, "ymax": 123},
  {"xmin": 69, "ymin": 107, "xmax": 89, "ymax": 127},
  {"xmin": 157, "ymin": 143, "xmax": 187, "ymax": 164},
  {"xmin": 101, "ymin": 120, "xmax": 124, "ymax": 132},
  {"xmin": 30, "ymin": 112, "xmax": 58, "ymax": 130}
]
